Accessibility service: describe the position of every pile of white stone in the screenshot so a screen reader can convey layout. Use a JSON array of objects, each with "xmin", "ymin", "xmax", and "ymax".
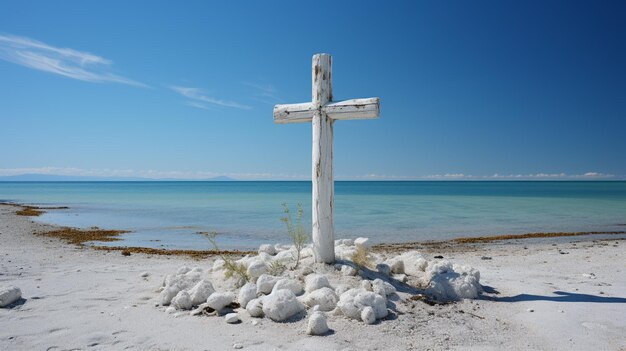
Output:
[{"xmin": 157, "ymin": 237, "xmax": 482, "ymax": 335}]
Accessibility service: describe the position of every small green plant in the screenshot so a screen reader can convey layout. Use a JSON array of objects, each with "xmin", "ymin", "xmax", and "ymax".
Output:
[
  {"xmin": 280, "ymin": 202, "xmax": 309, "ymax": 269},
  {"xmin": 268, "ymin": 260, "xmax": 287, "ymax": 276},
  {"xmin": 202, "ymin": 231, "xmax": 249, "ymax": 282},
  {"xmin": 351, "ymin": 245, "xmax": 373, "ymax": 269}
]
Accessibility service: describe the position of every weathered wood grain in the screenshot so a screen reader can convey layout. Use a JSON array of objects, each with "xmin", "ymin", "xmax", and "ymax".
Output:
[{"xmin": 273, "ymin": 54, "xmax": 380, "ymax": 264}]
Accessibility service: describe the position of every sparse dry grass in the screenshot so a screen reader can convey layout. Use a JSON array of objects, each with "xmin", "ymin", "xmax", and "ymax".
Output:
[{"xmin": 351, "ymin": 245, "xmax": 373, "ymax": 269}]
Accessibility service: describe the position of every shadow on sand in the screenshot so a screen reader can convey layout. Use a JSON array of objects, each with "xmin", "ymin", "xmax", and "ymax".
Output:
[{"xmin": 492, "ymin": 291, "xmax": 626, "ymax": 303}]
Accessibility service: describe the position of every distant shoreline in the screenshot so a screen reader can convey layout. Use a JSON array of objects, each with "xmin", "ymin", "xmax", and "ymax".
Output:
[
  {"xmin": 3, "ymin": 201, "xmax": 625, "ymax": 258},
  {"xmin": 2, "ymin": 179, "xmax": 626, "ymax": 182}
]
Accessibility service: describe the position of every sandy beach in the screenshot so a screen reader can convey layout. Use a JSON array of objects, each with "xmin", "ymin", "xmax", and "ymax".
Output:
[{"xmin": 1, "ymin": 203, "xmax": 625, "ymax": 351}]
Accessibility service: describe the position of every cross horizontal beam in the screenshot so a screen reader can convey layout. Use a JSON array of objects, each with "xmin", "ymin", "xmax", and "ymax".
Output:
[{"xmin": 273, "ymin": 97, "xmax": 380, "ymax": 124}]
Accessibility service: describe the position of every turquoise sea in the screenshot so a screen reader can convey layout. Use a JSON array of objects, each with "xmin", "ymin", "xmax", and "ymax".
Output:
[{"xmin": 1, "ymin": 181, "xmax": 625, "ymax": 250}]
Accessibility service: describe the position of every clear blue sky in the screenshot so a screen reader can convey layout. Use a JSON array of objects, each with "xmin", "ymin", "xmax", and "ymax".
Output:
[{"xmin": 1, "ymin": 1, "xmax": 625, "ymax": 180}]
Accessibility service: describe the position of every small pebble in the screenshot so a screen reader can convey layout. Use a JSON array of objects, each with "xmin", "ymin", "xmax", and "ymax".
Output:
[
  {"xmin": 527, "ymin": 308, "xmax": 534, "ymax": 313},
  {"xmin": 225, "ymin": 313, "xmax": 240, "ymax": 324},
  {"xmin": 140, "ymin": 272, "xmax": 150, "ymax": 278},
  {"xmin": 434, "ymin": 255, "xmax": 444, "ymax": 259},
  {"xmin": 233, "ymin": 343, "xmax": 243, "ymax": 349}
]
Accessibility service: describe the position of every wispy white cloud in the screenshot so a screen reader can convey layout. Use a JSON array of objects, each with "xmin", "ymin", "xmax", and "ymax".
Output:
[
  {"xmin": 0, "ymin": 33, "xmax": 146, "ymax": 87},
  {"xmin": 244, "ymin": 82, "xmax": 283, "ymax": 104},
  {"xmin": 171, "ymin": 85, "xmax": 252, "ymax": 110},
  {"xmin": 184, "ymin": 101, "xmax": 213, "ymax": 111}
]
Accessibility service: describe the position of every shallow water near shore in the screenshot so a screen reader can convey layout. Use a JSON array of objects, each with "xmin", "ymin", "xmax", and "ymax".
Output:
[{"xmin": 1, "ymin": 181, "xmax": 625, "ymax": 250}]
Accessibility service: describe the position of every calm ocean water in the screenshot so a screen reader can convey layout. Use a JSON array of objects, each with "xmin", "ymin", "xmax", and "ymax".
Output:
[{"xmin": 1, "ymin": 181, "xmax": 625, "ymax": 250}]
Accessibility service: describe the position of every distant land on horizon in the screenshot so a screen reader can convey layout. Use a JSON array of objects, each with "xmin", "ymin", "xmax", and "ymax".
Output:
[
  {"xmin": 0, "ymin": 174, "xmax": 238, "ymax": 182},
  {"xmin": 0, "ymin": 174, "xmax": 623, "ymax": 182}
]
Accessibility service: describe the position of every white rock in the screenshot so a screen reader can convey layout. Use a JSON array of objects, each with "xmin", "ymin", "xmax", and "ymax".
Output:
[
  {"xmin": 213, "ymin": 259, "xmax": 226, "ymax": 271},
  {"xmin": 354, "ymin": 237, "xmax": 371, "ymax": 249},
  {"xmin": 398, "ymin": 251, "xmax": 428, "ymax": 276},
  {"xmin": 335, "ymin": 284, "xmax": 351, "ymax": 296},
  {"xmin": 300, "ymin": 247, "xmax": 315, "ymax": 259},
  {"xmin": 233, "ymin": 343, "xmax": 243, "ymax": 349},
  {"xmin": 334, "ymin": 244, "xmax": 357, "ymax": 261},
  {"xmin": 272, "ymin": 278, "xmax": 304, "ymax": 296},
  {"xmin": 259, "ymin": 244, "xmax": 277, "ymax": 256},
  {"xmin": 361, "ymin": 306, "xmax": 376, "ymax": 324},
  {"xmin": 372, "ymin": 279, "xmax": 396, "ymax": 297},
  {"xmin": 238, "ymin": 282, "xmax": 258, "ymax": 309},
  {"xmin": 225, "ymin": 312, "xmax": 240, "ymax": 324},
  {"xmin": 360, "ymin": 280, "xmax": 373, "ymax": 291},
  {"xmin": 246, "ymin": 298, "xmax": 264, "ymax": 318},
  {"xmin": 140, "ymin": 271, "xmax": 150, "ymax": 278},
  {"xmin": 299, "ymin": 266, "xmax": 314, "ymax": 276},
  {"xmin": 172, "ymin": 290, "xmax": 193, "ymax": 310},
  {"xmin": 426, "ymin": 261, "xmax": 482, "ymax": 301},
  {"xmin": 341, "ymin": 265, "xmax": 358, "ymax": 276},
  {"xmin": 274, "ymin": 250, "xmax": 296, "ymax": 264},
  {"xmin": 206, "ymin": 292, "xmax": 235, "ymax": 312},
  {"xmin": 177, "ymin": 266, "xmax": 191, "ymax": 274},
  {"xmin": 188, "ymin": 279, "xmax": 215, "ymax": 306},
  {"xmin": 376, "ymin": 263, "xmax": 391, "ymax": 276},
  {"xmin": 0, "ymin": 286, "xmax": 21, "ymax": 307},
  {"xmin": 303, "ymin": 287, "xmax": 338, "ymax": 311},
  {"xmin": 159, "ymin": 269, "xmax": 204, "ymax": 305},
  {"xmin": 159, "ymin": 286, "xmax": 180, "ymax": 306},
  {"xmin": 305, "ymin": 274, "xmax": 331, "ymax": 293},
  {"xmin": 275, "ymin": 244, "xmax": 292, "ymax": 251},
  {"xmin": 337, "ymin": 288, "xmax": 388, "ymax": 321},
  {"xmin": 165, "ymin": 306, "xmax": 176, "ymax": 314},
  {"xmin": 246, "ymin": 260, "xmax": 268, "ymax": 280},
  {"xmin": 262, "ymin": 289, "xmax": 304, "ymax": 322},
  {"xmin": 383, "ymin": 281, "xmax": 396, "ymax": 296},
  {"xmin": 338, "ymin": 238, "xmax": 354, "ymax": 246},
  {"xmin": 386, "ymin": 257, "xmax": 405, "ymax": 274},
  {"xmin": 256, "ymin": 274, "xmax": 280, "ymax": 295},
  {"xmin": 306, "ymin": 311, "xmax": 329, "ymax": 335},
  {"xmin": 372, "ymin": 280, "xmax": 386, "ymax": 298}
]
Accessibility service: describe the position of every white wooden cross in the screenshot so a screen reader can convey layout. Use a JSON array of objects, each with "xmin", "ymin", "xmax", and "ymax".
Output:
[{"xmin": 274, "ymin": 53, "xmax": 380, "ymax": 264}]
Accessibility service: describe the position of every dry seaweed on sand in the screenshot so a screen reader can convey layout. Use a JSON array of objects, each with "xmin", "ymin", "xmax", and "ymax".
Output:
[
  {"xmin": 9, "ymin": 202, "xmax": 69, "ymax": 217},
  {"xmin": 37, "ymin": 227, "xmax": 128, "ymax": 245},
  {"xmin": 15, "ymin": 207, "xmax": 45, "ymax": 216},
  {"xmin": 93, "ymin": 245, "xmax": 254, "ymax": 259}
]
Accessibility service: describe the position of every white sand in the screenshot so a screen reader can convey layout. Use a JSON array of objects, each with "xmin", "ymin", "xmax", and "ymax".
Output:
[{"xmin": 1, "ymin": 204, "xmax": 625, "ymax": 350}]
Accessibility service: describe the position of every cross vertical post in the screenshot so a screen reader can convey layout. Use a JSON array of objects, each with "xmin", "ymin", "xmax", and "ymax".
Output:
[
  {"xmin": 273, "ymin": 53, "xmax": 380, "ymax": 264},
  {"xmin": 311, "ymin": 54, "xmax": 335, "ymax": 263}
]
